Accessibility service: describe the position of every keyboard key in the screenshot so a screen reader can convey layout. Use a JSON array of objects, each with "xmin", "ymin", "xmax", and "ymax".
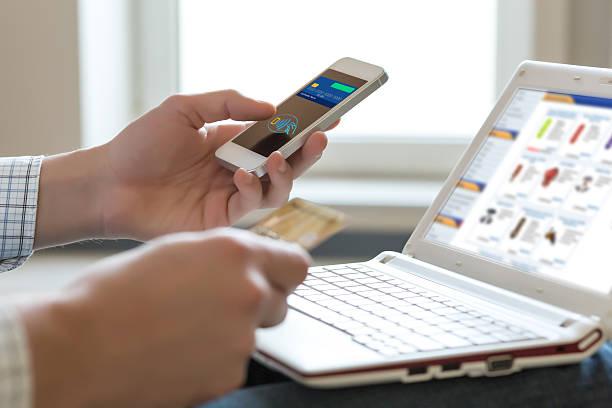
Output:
[
  {"xmin": 428, "ymin": 316, "xmax": 453, "ymax": 325},
  {"xmin": 353, "ymin": 334, "xmax": 373, "ymax": 345},
  {"xmin": 385, "ymin": 325, "xmax": 414, "ymax": 337},
  {"xmin": 367, "ymin": 282, "xmax": 394, "ymax": 289},
  {"xmin": 318, "ymin": 299, "xmax": 354, "ymax": 311},
  {"xmin": 354, "ymin": 277, "xmax": 380, "ymax": 285},
  {"xmin": 395, "ymin": 282, "xmax": 416, "ymax": 289},
  {"xmin": 295, "ymin": 288, "xmax": 319, "ymax": 296},
  {"xmin": 397, "ymin": 344, "xmax": 418, "ymax": 354},
  {"xmin": 409, "ymin": 310, "xmax": 438, "ymax": 320},
  {"xmin": 415, "ymin": 325, "xmax": 444, "ymax": 336},
  {"xmin": 383, "ymin": 337, "xmax": 404, "ymax": 348},
  {"xmin": 340, "ymin": 307, "xmax": 368, "ymax": 318},
  {"xmin": 387, "ymin": 279, "xmax": 407, "ymax": 285},
  {"xmin": 371, "ymin": 332, "xmax": 394, "ymax": 342},
  {"xmin": 304, "ymin": 294, "xmax": 332, "ymax": 302},
  {"xmin": 359, "ymin": 304, "xmax": 389, "ymax": 313},
  {"xmin": 321, "ymin": 288, "xmax": 351, "ymax": 296},
  {"xmin": 378, "ymin": 347, "xmax": 400, "ymax": 357},
  {"xmin": 333, "ymin": 320, "xmax": 365, "ymax": 331},
  {"xmin": 350, "ymin": 265, "xmax": 372, "ymax": 272},
  {"xmin": 470, "ymin": 335, "xmax": 500, "ymax": 345},
  {"xmin": 363, "ymin": 340, "xmax": 386, "ymax": 351},
  {"xmin": 311, "ymin": 284, "xmax": 338, "ymax": 291},
  {"xmin": 433, "ymin": 333, "xmax": 472, "ymax": 348},
  {"xmin": 431, "ymin": 307, "xmax": 459, "ymax": 315},
  {"xmin": 444, "ymin": 322, "xmax": 469, "ymax": 331},
  {"xmin": 364, "ymin": 271, "xmax": 386, "ymax": 277},
  {"xmin": 381, "ymin": 299, "xmax": 411, "ymax": 308},
  {"xmin": 346, "ymin": 285, "xmax": 373, "ymax": 293},
  {"xmin": 453, "ymin": 328, "xmax": 483, "ymax": 338},
  {"xmin": 379, "ymin": 287, "xmax": 406, "ymax": 294},
  {"xmin": 391, "ymin": 292, "xmax": 421, "ymax": 299},
  {"xmin": 394, "ymin": 305, "xmax": 424, "ymax": 314},
  {"xmin": 334, "ymin": 280, "xmax": 362, "ymax": 288},
  {"xmin": 324, "ymin": 277, "xmax": 350, "ymax": 284},
  {"xmin": 346, "ymin": 325, "xmax": 378, "ymax": 336},
  {"xmin": 332, "ymin": 268, "xmax": 359, "ymax": 275},
  {"xmin": 324, "ymin": 265, "xmax": 353, "ymax": 270},
  {"xmin": 395, "ymin": 333, "xmax": 444, "ymax": 351},
  {"xmin": 311, "ymin": 271, "xmax": 336, "ymax": 278},
  {"xmin": 304, "ymin": 281, "xmax": 332, "ymax": 288},
  {"xmin": 346, "ymin": 297, "xmax": 376, "ymax": 307},
  {"xmin": 418, "ymin": 302, "xmax": 445, "ymax": 310},
  {"xmin": 398, "ymin": 319, "xmax": 430, "ymax": 330},
  {"xmin": 462, "ymin": 318, "xmax": 489, "ymax": 327},
  {"xmin": 489, "ymin": 330, "xmax": 531, "ymax": 342}
]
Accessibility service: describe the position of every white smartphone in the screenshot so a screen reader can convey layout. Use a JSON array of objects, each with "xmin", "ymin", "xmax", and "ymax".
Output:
[{"xmin": 215, "ymin": 57, "xmax": 388, "ymax": 177}]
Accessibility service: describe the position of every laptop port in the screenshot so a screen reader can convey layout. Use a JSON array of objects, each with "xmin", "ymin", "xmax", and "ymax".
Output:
[
  {"xmin": 408, "ymin": 366, "xmax": 428, "ymax": 375},
  {"xmin": 487, "ymin": 354, "xmax": 514, "ymax": 372},
  {"xmin": 441, "ymin": 362, "xmax": 461, "ymax": 372}
]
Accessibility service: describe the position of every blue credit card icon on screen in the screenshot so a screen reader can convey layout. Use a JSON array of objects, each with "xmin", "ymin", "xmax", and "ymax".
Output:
[{"xmin": 297, "ymin": 76, "xmax": 357, "ymax": 108}]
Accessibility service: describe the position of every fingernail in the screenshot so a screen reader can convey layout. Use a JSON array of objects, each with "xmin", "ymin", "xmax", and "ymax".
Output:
[{"xmin": 314, "ymin": 154, "xmax": 322, "ymax": 161}]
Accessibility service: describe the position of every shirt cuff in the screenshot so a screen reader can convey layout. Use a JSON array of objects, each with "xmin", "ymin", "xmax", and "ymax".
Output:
[
  {"xmin": 0, "ymin": 303, "xmax": 32, "ymax": 408},
  {"xmin": 0, "ymin": 156, "xmax": 43, "ymax": 273}
]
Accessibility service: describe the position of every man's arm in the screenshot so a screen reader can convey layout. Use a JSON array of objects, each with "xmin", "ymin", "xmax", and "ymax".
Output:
[{"xmin": 31, "ymin": 90, "xmax": 330, "ymax": 247}]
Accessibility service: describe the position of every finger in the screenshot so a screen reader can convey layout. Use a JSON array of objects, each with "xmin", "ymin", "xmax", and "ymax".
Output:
[
  {"xmin": 165, "ymin": 90, "xmax": 275, "ymax": 129},
  {"xmin": 253, "ymin": 237, "xmax": 311, "ymax": 295},
  {"xmin": 287, "ymin": 131, "xmax": 328, "ymax": 178},
  {"xmin": 257, "ymin": 286, "xmax": 289, "ymax": 328},
  {"xmin": 325, "ymin": 119, "xmax": 340, "ymax": 131},
  {"xmin": 227, "ymin": 169, "xmax": 264, "ymax": 221},
  {"xmin": 262, "ymin": 151, "xmax": 294, "ymax": 207}
]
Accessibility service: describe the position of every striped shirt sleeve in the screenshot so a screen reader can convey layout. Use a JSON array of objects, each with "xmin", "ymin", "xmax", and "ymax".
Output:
[
  {"xmin": 0, "ymin": 304, "xmax": 31, "ymax": 408},
  {"xmin": 0, "ymin": 156, "xmax": 42, "ymax": 408},
  {"xmin": 0, "ymin": 156, "xmax": 42, "ymax": 272}
]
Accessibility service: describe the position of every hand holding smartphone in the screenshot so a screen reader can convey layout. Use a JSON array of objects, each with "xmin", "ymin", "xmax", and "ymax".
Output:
[{"xmin": 215, "ymin": 57, "xmax": 387, "ymax": 177}]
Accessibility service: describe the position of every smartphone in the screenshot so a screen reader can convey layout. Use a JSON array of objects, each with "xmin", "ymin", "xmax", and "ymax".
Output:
[{"xmin": 215, "ymin": 57, "xmax": 387, "ymax": 177}]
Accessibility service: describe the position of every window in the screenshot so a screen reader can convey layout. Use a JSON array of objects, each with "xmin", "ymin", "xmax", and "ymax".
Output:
[
  {"xmin": 179, "ymin": 0, "xmax": 497, "ymax": 139},
  {"xmin": 79, "ymin": 0, "xmax": 538, "ymax": 179}
]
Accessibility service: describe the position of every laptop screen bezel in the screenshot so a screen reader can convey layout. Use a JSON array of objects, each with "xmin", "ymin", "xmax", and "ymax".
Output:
[{"xmin": 404, "ymin": 61, "xmax": 612, "ymax": 324}]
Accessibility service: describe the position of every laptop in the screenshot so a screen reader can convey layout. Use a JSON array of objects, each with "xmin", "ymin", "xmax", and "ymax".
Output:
[{"xmin": 255, "ymin": 61, "xmax": 612, "ymax": 387}]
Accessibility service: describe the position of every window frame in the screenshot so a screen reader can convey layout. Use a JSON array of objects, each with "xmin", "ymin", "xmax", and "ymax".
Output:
[{"xmin": 79, "ymin": 0, "xmax": 546, "ymax": 179}]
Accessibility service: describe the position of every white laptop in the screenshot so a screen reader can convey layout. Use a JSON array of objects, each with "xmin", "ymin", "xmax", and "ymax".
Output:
[{"xmin": 255, "ymin": 61, "xmax": 612, "ymax": 388}]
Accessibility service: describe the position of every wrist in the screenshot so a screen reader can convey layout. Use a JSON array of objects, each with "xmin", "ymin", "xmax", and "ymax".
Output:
[{"xmin": 35, "ymin": 146, "xmax": 109, "ymax": 248}]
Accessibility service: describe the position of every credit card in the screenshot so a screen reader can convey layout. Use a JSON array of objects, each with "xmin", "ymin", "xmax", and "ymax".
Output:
[{"xmin": 250, "ymin": 198, "xmax": 347, "ymax": 250}]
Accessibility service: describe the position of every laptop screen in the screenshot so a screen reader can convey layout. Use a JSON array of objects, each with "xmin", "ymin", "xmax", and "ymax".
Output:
[{"xmin": 425, "ymin": 88, "xmax": 612, "ymax": 293}]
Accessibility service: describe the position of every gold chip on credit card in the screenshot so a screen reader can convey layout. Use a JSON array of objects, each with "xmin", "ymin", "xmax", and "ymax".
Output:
[{"xmin": 250, "ymin": 198, "xmax": 347, "ymax": 250}]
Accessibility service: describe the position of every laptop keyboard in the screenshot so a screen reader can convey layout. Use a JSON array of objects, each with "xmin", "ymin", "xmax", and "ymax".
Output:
[{"xmin": 289, "ymin": 263, "xmax": 542, "ymax": 357}]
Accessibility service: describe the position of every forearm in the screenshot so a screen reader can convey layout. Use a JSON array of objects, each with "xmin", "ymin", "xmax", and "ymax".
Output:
[{"xmin": 34, "ymin": 147, "xmax": 107, "ymax": 249}]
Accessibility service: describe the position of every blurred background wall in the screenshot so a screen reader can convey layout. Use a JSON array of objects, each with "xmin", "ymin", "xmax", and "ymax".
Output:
[{"xmin": 0, "ymin": 0, "xmax": 81, "ymax": 156}]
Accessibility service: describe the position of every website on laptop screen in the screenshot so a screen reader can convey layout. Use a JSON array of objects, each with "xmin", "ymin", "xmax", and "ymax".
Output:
[{"xmin": 425, "ymin": 88, "xmax": 612, "ymax": 293}]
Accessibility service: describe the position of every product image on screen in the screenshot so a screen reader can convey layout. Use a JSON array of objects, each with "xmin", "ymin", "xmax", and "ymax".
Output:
[
  {"xmin": 425, "ymin": 89, "xmax": 612, "ymax": 293},
  {"xmin": 232, "ymin": 69, "xmax": 367, "ymax": 157}
]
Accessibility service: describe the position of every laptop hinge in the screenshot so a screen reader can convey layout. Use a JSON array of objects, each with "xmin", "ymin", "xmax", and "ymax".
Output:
[{"xmin": 378, "ymin": 254, "xmax": 396, "ymax": 264}]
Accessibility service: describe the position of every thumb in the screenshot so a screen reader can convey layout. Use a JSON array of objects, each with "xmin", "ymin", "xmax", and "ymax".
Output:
[{"xmin": 163, "ymin": 89, "xmax": 275, "ymax": 129}]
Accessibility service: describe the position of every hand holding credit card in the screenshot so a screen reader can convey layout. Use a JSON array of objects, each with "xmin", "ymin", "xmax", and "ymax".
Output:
[{"xmin": 250, "ymin": 198, "xmax": 347, "ymax": 250}]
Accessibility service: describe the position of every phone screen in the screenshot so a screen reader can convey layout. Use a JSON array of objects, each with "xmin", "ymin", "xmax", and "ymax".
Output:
[{"xmin": 232, "ymin": 69, "xmax": 367, "ymax": 157}]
